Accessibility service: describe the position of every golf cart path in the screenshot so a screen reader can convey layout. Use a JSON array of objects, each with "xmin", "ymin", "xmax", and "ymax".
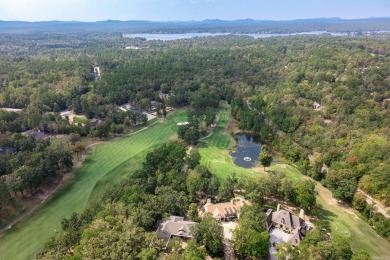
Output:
[{"xmin": 357, "ymin": 189, "xmax": 390, "ymax": 218}]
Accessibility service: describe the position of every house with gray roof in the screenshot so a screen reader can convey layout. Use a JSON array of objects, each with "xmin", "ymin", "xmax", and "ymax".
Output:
[
  {"xmin": 0, "ymin": 147, "xmax": 17, "ymax": 156},
  {"xmin": 266, "ymin": 205, "xmax": 308, "ymax": 246},
  {"xmin": 27, "ymin": 130, "xmax": 45, "ymax": 140},
  {"xmin": 156, "ymin": 216, "xmax": 198, "ymax": 248}
]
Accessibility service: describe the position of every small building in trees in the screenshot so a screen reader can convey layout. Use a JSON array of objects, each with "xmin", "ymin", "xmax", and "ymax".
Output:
[
  {"xmin": 204, "ymin": 198, "xmax": 251, "ymax": 222},
  {"xmin": 93, "ymin": 66, "xmax": 101, "ymax": 81},
  {"xmin": 27, "ymin": 130, "xmax": 45, "ymax": 140},
  {"xmin": 0, "ymin": 147, "xmax": 17, "ymax": 156},
  {"xmin": 159, "ymin": 92, "xmax": 170, "ymax": 100},
  {"xmin": 150, "ymin": 101, "xmax": 161, "ymax": 112},
  {"xmin": 90, "ymin": 118, "xmax": 103, "ymax": 128},
  {"xmin": 313, "ymin": 102, "xmax": 321, "ymax": 110},
  {"xmin": 157, "ymin": 216, "xmax": 198, "ymax": 248},
  {"xmin": 266, "ymin": 205, "xmax": 308, "ymax": 246}
]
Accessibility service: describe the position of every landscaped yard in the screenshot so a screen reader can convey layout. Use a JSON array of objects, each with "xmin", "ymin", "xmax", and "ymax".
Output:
[
  {"xmin": 0, "ymin": 110, "xmax": 187, "ymax": 260},
  {"xmin": 199, "ymin": 104, "xmax": 390, "ymax": 258},
  {"xmin": 73, "ymin": 116, "xmax": 89, "ymax": 124}
]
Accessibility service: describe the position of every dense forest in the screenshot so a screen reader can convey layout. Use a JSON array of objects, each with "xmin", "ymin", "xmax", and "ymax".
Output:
[{"xmin": 0, "ymin": 31, "xmax": 389, "ymax": 258}]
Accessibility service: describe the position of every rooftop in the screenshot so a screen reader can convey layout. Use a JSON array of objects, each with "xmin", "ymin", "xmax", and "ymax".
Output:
[
  {"xmin": 266, "ymin": 206, "xmax": 308, "ymax": 247},
  {"xmin": 205, "ymin": 198, "xmax": 251, "ymax": 220},
  {"xmin": 157, "ymin": 216, "xmax": 198, "ymax": 243}
]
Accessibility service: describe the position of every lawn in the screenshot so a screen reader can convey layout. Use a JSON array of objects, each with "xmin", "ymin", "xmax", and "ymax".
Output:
[
  {"xmin": 199, "ymin": 104, "xmax": 390, "ymax": 258},
  {"xmin": 271, "ymin": 165, "xmax": 390, "ymax": 256},
  {"xmin": 0, "ymin": 110, "xmax": 187, "ymax": 260},
  {"xmin": 199, "ymin": 103, "xmax": 259, "ymax": 179},
  {"xmin": 316, "ymin": 183, "xmax": 390, "ymax": 257},
  {"xmin": 73, "ymin": 116, "xmax": 89, "ymax": 124}
]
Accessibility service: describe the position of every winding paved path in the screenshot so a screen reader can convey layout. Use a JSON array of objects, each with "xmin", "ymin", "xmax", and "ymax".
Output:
[{"xmin": 357, "ymin": 189, "xmax": 390, "ymax": 218}]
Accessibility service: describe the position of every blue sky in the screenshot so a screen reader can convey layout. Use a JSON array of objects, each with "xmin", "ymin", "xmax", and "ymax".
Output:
[{"xmin": 0, "ymin": 0, "xmax": 389, "ymax": 22}]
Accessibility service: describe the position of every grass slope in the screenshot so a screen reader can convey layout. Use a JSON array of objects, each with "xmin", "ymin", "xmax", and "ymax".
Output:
[
  {"xmin": 0, "ymin": 110, "xmax": 187, "ymax": 260},
  {"xmin": 199, "ymin": 103, "xmax": 258, "ymax": 179},
  {"xmin": 199, "ymin": 104, "xmax": 390, "ymax": 257},
  {"xmin": 271, "ymin": 164, "xmax": 390, "ymax": 257}
]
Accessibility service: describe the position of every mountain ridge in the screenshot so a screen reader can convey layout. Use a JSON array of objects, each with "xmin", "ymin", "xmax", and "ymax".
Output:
[{"xmin": 0, "ymin": 17, "xmax": 389, "ymax": 33}]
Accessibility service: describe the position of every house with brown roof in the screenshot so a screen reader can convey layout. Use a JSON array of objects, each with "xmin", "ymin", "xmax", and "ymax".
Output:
[
  {"xmin": 266, "ymin": 205, "xmax": 308, "ymax": 246},
  {"xmin": 204, "ymin": 198, "xmax": 251, "ymax": 221},
  {"xmin": 156, "ymin": 216, "xmax": 198, "ymax": 248}
]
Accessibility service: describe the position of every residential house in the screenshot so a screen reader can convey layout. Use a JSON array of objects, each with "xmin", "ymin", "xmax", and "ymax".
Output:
[
  {"xmin": 159, "ymin": 92, "xmax": 170, "ymax": 100},
  {"xmin": 150, "ymin": 101, "xmax": 161, "ymax": 112},
  {"xmin": 156, "ymin": 216, "xmax": 198, "ymax": 248},
  {"xmin": 313, "ymin": 102, "xmax": 321, "ymax": 110},
  {"xmin": 266, "ymin": 205, "xmax": 308, "ymax": 246},
  {"xmin": 0, "ymin": 147, "xmax": 17, "ymax": 156},
  {"xmin": 93, "ymin": 66, "xmax": 101, "ymax": 81},
  {"xmin": 90, "ymin": 118, "xmax": 104, "ymax": 128},
  {"xmin": 27, "ymin": 130, "xmax": 45, "ymax": 140},
  {"xmin": 204, "ymin": 198, "xmax": 251, "ymax": 221}
]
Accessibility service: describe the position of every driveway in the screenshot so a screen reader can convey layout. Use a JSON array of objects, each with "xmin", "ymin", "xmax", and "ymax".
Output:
[
  {"xmin": 222, "ymin": 222, "xmax": 238, "ymax": 240},
  {"xmin": 269, "ymin": 227, "xmax": 291, "ymax": 257}
]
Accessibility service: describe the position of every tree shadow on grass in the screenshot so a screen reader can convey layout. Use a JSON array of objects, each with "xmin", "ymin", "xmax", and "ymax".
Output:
[
  {"xmin": 312, "ymin": 204, "xmax": 338, "ymax": 233},
  {"xmin": 197, "ymin": 142, "xmax": 209, "ymax": 148}
]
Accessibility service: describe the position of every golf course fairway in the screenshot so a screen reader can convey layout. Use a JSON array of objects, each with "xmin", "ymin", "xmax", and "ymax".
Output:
[{"xmin": 0, "ymin": 110, "xmax": 187, "ymax": 260}]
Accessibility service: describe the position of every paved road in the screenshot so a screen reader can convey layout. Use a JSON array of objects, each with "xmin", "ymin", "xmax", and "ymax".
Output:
[{"xmin": 357, "ymin": 189, "xmax": 390, "ymax": 218}]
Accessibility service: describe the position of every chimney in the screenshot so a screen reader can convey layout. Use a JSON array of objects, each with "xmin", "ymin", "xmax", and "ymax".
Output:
[
  {"xmin": 299, "ymin": 209, "xmax": 305, "ymax": 220},
  {"xmin": 277, "ymin": 203, "xmax": 280, "ymax": 212},
  {"xmin": 206, "ymin": 198, "xmax": 211, "ymax": 204},
  {"xmin": 231, "ymin": 199, "xmax": 234, "ymax": 204}
]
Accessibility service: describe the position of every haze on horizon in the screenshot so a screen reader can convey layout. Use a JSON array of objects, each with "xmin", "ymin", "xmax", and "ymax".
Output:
[{"xmin": 0, "ymin": 0, "xmax": 389, "ymax": 22}]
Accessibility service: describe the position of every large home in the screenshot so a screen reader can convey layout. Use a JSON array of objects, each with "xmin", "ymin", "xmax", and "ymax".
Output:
[
  {"xmin": 204, "ymin": 198, "xmax": 251, "ymax": 221},
  {"xmin": 157, "ymin": 216, "xmax": 198, "ymax": 248},
  {"xmin": 266, "ymin": 205, "xmax": 308, "ymax": 246}
]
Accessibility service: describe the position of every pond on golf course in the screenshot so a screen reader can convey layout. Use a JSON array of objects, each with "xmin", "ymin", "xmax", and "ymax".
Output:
[{"xmin": 230, "ymin": 134, "xmax": 262, "ymax": 168}]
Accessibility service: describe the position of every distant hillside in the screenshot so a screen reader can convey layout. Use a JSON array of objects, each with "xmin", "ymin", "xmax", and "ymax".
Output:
[{"xmin": 0, "ymin": 17, "xmax": 390, "ymax": 33}]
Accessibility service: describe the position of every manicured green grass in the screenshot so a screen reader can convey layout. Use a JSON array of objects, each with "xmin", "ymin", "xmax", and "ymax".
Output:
[
  {"xmin": 269, "ymin": 163, "xmax": 302, "ymax": 182},
  {"xmin": 0, "ymin": 110, "xmax": 187, "ymax": 260},
  {"xmin": 199, "ymin": 146, "xmax": 257, "ymax": 179},
  {"xmin": 199, "ymin": 103, "xmax": 258, "ymax": 180},
  {"xmin": 198, "ymin": 104, "xmax": 390, "ymax": 257},
  {"xmin": 331, "ymin": 221, "xmax": 351, "ymax": 238},
  {"xmin": 316, "ymin": 184, "xmax": 390, "ymax": 257},
  {"xmin": 268, "ymin": 164, "xmax": 390, "ymax": 256},
  {"xmin": 73, "ymin": 116, "xmax": 89, "ymax": 124}
]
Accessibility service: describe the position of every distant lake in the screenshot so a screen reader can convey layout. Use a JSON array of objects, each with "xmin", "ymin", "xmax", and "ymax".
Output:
[
  {"xmin": 123, "ymin": 31, "xmax": 351, "ymax": 41},
  {"xmin": 230, "ymin": 134, "xmax": 262, "ymax": 169}
]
